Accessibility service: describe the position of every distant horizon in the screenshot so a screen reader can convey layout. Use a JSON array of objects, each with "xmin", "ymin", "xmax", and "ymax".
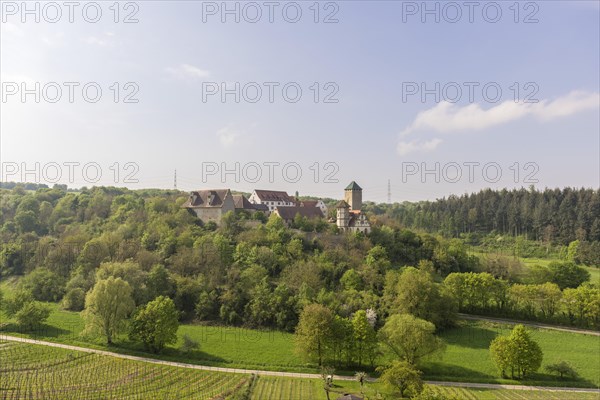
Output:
[{"xmin": 1, "ymin": 180, "xmax": 597, "ymax": 205}]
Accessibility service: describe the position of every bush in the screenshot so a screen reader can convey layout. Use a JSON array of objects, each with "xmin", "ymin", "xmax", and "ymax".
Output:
[
  {"xmin": 129, "ymin": 296, "xmax": 179, "ymax": 353},
  {"xmin": 62, "ymin": 288, "xmax": 86, "ymax": 311},
  {"xmin": 15, "ymin": 301, "xmax": 51, "ymax": 330},
  {"xmin": 545, "ymin": 361, "xmax": 578, "ymax": 379},
  {"xmin": 4, "ymin": 289, "xmax": 34, "ymax": 316},
  {"xmin": 180, "ymin": 334, "xmax": 200, "ymax": 353},
  {"xmin": 20, "ymin": 268, "xmax": 66, "ymax": 302}
]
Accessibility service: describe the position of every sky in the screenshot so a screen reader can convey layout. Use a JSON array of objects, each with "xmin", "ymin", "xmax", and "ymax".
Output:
[{"xmin": 1, "ymin": 0, "xmax": 599, "ymax": 202}]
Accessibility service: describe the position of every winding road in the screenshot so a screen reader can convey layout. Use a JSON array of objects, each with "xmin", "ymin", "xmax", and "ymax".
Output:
[{"xmin": 1, "ymin": 334, "xmax": 599, "ymax": 394}]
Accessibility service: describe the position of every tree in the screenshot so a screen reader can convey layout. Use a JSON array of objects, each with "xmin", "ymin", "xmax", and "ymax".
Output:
[
  {"xmin": 354, "ymin": 371, "xmax": 368, "ymax": 393},
  {"xmin": 388, "ymin": 267, "xmax": 457, "ymax": 329},
  {"xmin": 62, "ymin": 288, "xmax": 86, "ymax": 311},
  {"xmin": 352, "ymin": 310, "xmax": 378, "ymax": 367},
  {"xmin": 377, "ymin": 361, "xmax": 424, "ymax": 398},
  {"xmin": 15, "ymin": 301, "xmax": 50, "ymax": 330},
  {"xmin": 146, "ymin": 264, "xmax": 175, "ymax": 300},
  {"xmin": 129, "ymin": 296, "xmax": 179, "ymax": 353},
  {"xmin": 489, "ymin": 324, "xmax": 543, "ymax": 379},
  {"xmin": 547, "ymin": 261, "xmax": 590, "ymax": 290},
  {"xmin": 96, "ymin": 261, "xmax": 149, "ymax": 305},
  {"xmin": 82, "ymin": 277, "xmax": 135, "ymax": 344},
  {"xmin": 378, "ymin": 314, "xmax": 445, "ymax": 365},
  {"xmin": 20, "ymin": 268, "xmax": 66, "ymax": 302},
  {"xmin": 295, "ymin": 304, "xmax": 334, "ymax": 366},
  {"xmin": 545, "ymin": 361, "xmax": 578, "ymax": 379}
]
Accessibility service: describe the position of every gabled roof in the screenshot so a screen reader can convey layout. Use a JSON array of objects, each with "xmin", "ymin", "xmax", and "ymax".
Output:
[
  {"xmin": 274, "ymin": 206, "xmax": 324, "ymax": 220},
  {"xmin": 336, "ymin": 200, "xmax": 350, "ymax": 208},
  {"xmin": 345, "ymin": 181, "xmax": 362, "ymax": 191},
  {"xmin": 298, "ymin": 200, "xmax": 320, "ymax": 208},
  {"xmin": 252, "ymin": 189, "xmax": 293, "ymax": 202},
  {"xmin": 232, "ymin": 194, "xmax": 254, "ymax": 210},
  {"xmin": 184, "ymin": 189, "xmax": 230, "ymax": 208}
]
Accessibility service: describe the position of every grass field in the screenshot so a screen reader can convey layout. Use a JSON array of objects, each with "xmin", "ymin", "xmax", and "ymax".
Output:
[
  {"xmin": 519, "ymin": 257, "xmax": 600, "ymax": 285},
  {"xmin": 1, "ymin": 279, "xmax": 598, "ymax": 388},
  {"xmin": 0, "ymin": 340, "xmax": 248, "ymax": 399},
  {"xmin": 2, "ymin": 341, "xmax": 597, "ymax": 400},
  {"xmin": 424, "ymin": 320, "xmax": 600, "ymax": 388}
]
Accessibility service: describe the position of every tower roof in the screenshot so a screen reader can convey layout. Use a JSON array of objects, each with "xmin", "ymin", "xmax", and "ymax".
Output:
[
  {"xmin": 336, "ymin": 200, "xmax": 350, "ymax": 208},
  {"xmin": 345, "ymin": 181, "xmax": 362, "ymax": 191}
]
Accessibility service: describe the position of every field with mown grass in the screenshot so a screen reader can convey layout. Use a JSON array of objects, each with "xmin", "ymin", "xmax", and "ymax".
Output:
[{"xmin": 1, "ymin": 279, "xmax": 598, "ymax": 388}]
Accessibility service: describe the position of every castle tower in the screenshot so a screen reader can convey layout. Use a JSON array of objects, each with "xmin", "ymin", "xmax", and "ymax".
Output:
[
  {"xmin": 336, "ymin": 200, "xmax": 350, "ymax": 229},
  {"xmin": 344, "ymin": 181, "xmax": 362, "ymax": 211}
]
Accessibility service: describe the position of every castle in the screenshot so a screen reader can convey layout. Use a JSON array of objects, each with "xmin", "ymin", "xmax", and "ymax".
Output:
[
  {"xmin": 336, "ymin": 181, "xmax": 371, "ymax": 234},
  {"xmin": 183, "ymin": 181, "xmax": 370, "ymax": 234}
]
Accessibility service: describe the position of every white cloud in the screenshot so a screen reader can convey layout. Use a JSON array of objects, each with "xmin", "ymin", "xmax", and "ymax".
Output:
[
  {"xmin": 166, "ymin": 64, "xmax": 210, "ymax": 80},
  {"xmin": 397, "ymin": 138, "xmax": 443, "ymax": 156},
  {"xmin": 217, "ymin": 125, "xmax": 243, "ymax": 148},
  {"xmin": 400, "ymin": 91, "xmax": 599, "ymax": 136},
  {"xmin": 84, "ymin": 36, "xmax": 108, "ymax": 47},
  {"xmin": 41, "ymin": 32, "xmax": 65, "ymax": 47}
]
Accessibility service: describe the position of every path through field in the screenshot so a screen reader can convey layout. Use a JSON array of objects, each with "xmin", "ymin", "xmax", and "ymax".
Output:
[
  {"xmin": 1, "ymin": 334, "xmax": 598, "ymax": 395},
  {"xmin": 458, "ymin": 314, "xmax": 600, "ymax": 336}
]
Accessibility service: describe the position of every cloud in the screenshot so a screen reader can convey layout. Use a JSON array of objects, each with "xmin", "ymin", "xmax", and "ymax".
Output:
[
  {"xmin": 397, "ymin": 138, "xmax": 443, "ymax": 156},
  {"xmin": 217, "ymin": 125, "xmax": 243, "ymax": 148},
  {"xmin": 400, "ymin": 91, "xmax": 599, "ymax": 136},
  {"xmin": 84, "ymin": 36, "xmax": 108, "ymax": 47},
  {"xmin": 41, "ymin": 32, "xmax": 65, "ymax": 47},
  {"xmin": 166, "ymin": 64, "xmax": 210, "ymax": 80}
]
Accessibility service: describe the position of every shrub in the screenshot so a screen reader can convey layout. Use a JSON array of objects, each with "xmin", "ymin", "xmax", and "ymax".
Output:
[
  {"xmin": 545, "ymin": 361, "xmax": 578, "ymax": 379},
  {"xmin": 15, "ymin": 301, "xmax": 50, "ymax": 330},
  {"xmin": 180, "ymin": 334, "xmax": 200, "ymax": 353},
  {"xmin": 62, "ymin": 288, "xmax": 86, "ymax": 311}
]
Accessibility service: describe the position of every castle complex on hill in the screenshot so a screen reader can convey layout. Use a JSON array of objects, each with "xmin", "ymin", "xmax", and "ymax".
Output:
[{"xmin": 183, "ymin": 181, "xmax": 371, "ymax": 233}]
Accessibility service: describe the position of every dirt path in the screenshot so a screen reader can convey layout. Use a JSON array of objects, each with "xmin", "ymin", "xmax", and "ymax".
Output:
[
  {"xmin": 1, "ymin": 334, "xmax": 599, "ymax": 394},
  {"xmin": 459, "ymin": 314, "xmax": 600, "ymax": 336}
]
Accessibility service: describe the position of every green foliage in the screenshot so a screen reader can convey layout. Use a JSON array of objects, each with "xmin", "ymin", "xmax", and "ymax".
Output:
[
  {"xmin": 547, "ymin": 261, "xmax": 591, "ymax": 290},
  {"xmin": 489, "ymin": 324, "xmax": 543, "ymax": 379},
  {"xmin": 129, "ymin": 296, "xmax": 179, "ymax": 353},
  {"xmin": 96, "ymin": 261, "xmax": 149, "ymax": 305},
  {"xmin": 378, "ymin": 314, "xmax": 446, "ymax": 365},
  {"xmin": 15, "ymin": 301, "xmax": 51, "ymax": 330},
  {"xmin": 351, "ymin": 310, "xmax": 378, "ymax": 367},
  {"xmin": 545, "ymin": 360, "xmax": 578, "ymax": 379},
  {"xmin": 82, "ymin": 277, "xmax": 135, "ymax": 344},
  {"xmin": 20, "ymin": 268, "xmax": 66, "ymax": 302},
  {"xmin": 180, "ymin": 333, "xmax": 200, "ymax": 353},
  {"xmin": 295, "ymin": 304, "xmax": 334, "ymax": 366},
  {"xmin": 385, "ymin": 267, "xmax": 457, "ymax": 330},
  {"xmin": 4, "ymin": 289, "xmax": 34, "ymax": 316},
  {"xmin": 62, "ymin": 288, "xmax": 86, "ymax": 311},
  {"xmin": 377, "ymin": 360, "xmax": 424, "ymax": 398}
]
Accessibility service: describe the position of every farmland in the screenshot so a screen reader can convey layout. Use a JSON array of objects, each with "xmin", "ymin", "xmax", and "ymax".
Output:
[
  {"xmin": 1, "ymin": 340, "xmax": 597, "ymax": 400},
  {"xmin": 0, "ymin": 340, "xmax": 249, "ymax": 399}
]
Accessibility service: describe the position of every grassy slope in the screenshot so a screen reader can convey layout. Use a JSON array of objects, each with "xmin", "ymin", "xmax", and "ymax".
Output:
[{"xmin": 422, "ymin": 320, "xmax": 600, "ymax": 388}]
